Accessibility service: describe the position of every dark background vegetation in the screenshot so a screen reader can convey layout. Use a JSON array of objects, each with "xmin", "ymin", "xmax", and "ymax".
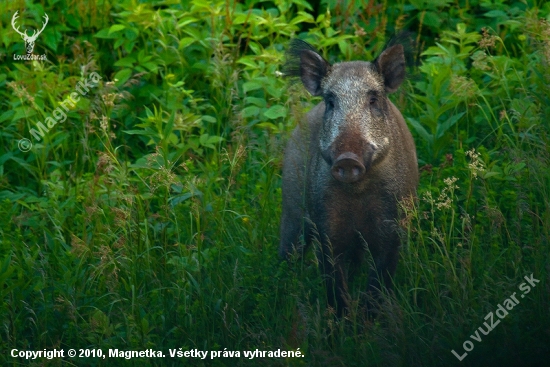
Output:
[{"xmin": 1, "ymin": 0, "xmax": 549, "ymax": 366}]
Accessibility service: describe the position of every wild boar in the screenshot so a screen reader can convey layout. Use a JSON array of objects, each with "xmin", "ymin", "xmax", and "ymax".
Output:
[{"xmin": 279, "ymin": 38, "xmax": 418, "ymax": 316}]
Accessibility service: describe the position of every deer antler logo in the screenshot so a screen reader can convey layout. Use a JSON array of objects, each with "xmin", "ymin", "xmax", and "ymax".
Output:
[{"xmin": 11, "ymin": 11, "xmax": 49, "ymax": 54}]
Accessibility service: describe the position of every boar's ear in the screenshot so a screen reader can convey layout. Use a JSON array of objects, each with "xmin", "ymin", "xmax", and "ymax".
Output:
[
  {"xmin": 283, "ymin": 39, "xmax": 330, "ymax": 96},
  {"xmin": 375, "ymin": 44, "xmax": 406, "ymax": 93},
  {"xmin": 299, "ymin": 50, "xmax": 329, "ymax": 96}
]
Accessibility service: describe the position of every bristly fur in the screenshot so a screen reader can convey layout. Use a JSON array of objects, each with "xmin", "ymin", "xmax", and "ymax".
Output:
[{"xmin": 282, "ymin": 39, "xmax": 323, "ymax": 80}]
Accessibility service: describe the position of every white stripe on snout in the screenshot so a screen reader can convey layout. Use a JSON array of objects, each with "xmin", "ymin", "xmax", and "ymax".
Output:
[
  {"xmin": 320, "ymin": 109, "xmax": 342, "ymax": 154},
  {"xmin": 319, "ymin": 65, "xmax": 385, "ymax": 157}
]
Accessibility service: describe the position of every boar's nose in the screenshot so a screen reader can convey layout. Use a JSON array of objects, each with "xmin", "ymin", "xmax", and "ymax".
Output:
[{"xmin": 331, "ymin": 152, "xmax": 366, "ymax": 183}]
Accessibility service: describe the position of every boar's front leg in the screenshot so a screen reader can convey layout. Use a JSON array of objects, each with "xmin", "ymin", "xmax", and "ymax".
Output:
[
  {"xmin": 318, "ymin": 241, "xmax": 349, "ymax": 316},
  {"xmin": 279, "ymin": 128, "xmax": 310, "ymax": 259},
  {"xmin": 365, "ymin": 230, "xmax": 400, "ymax": 315},
  {"xmin": 279, "ymin": 202, "xmax": 305, "ymax": 258}
]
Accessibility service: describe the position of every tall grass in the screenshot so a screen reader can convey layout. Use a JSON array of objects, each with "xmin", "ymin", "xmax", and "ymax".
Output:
[{"xmin": 0, "ymin": 0, "xmax": 549, "ymax": 366}]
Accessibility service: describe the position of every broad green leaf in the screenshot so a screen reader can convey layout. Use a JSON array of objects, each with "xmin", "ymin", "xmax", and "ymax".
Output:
[
  {"xmin": 422, "ymin": 46, "xmax": 445, "ymax": 56},
  {"xmin": 243, "ymin": 81, "xmax": 264, "ymax": 93},
  {"xmin": 245, "ymin": 97, "xmax": 267, "ymax": 108},
  {"xmin": 436, "ymin": 112, "xmax": 465, "ymax": 139},
  {"xmin": 0, "ymin": 110, "xmax": 15, "ymax": 123},
  {"xmin": 423, "ymin": 11, "xmax": 442, "ymax": 28},
  {"xmin": 242, "ymin": 106, "xmax": 260, "ymax": 118},
  {"xmin": 123, "ymin": 129, "xmax": 156, "ymax": 136},
  {"xmin": 407, "ymin": 118, "xmax": 433, "ymax": 144},
  {"xmin": 114, "ymin": 69, "xmax": 132, "ymax": 86},
  {"xmin": 179, "ymin": 37, "xmax": 196, "ymax": 50},
  {"xmin": 177, "ymin": 16, "xmax": 199, "ymax": 28},
  {"xmin": 291, "ymin": 0, "xmax": 313, "ymax": 10},
  {"xmin": 483, "ymin": 171, "xmax": 501, "ymax": 179},
  {"xmin": 264, "ymin": 105, "xmax": 287, "ymax": 120},
  {"xmin": 484, "ymin": 10, "xmax": 507, "ymax": 18},
  {"xmin": 256, "ymin": 122, "xmax": 280, "ymax": 132},
  {"xmin": 201, "ymin": 115, "xmax": 217, "ymax": 124},
  {"xmin": 290, "ymin": 11, "xmax": 315, "ymax": 25},
  {"xmin": 232, "ymin": 14, "xmax": 249, "ymax": 25},
  {"xmin": 109, "ymin": 24, "xmax": 126, "ymax": 34},
  {"xmin": 43, "ymin": 29, "xmax": 61, "ymax": 52},
  {"xmin": 248, "ymin": 42, "xmax": 261, "ymax": 55},
  {"xmin": 199, "ymin": 134, "xmax": 223, "ymax": 148},
  {"xmin": 114, "ymin": 38, "xmax": 125, "ymax": 49},
  {"xmin": 94, "ymin": 28, "xmax": 117, "ymax": 39},
  {"xmin": 163, "ymin": 111, "xmax": 176, "ymax": 138},
  {"xmin": 13, "ymin": 107, "xmax": 37, "ymax": 121},
  {"xmin": 114, "ymin": 57, "xmax": 136, "ymax": 68},
  {"xmin": 237, "ymin": 56, "xmax": 258, "ymax": 69}
]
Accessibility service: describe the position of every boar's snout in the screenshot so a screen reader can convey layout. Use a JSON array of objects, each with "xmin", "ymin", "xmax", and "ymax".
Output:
[
  {"xmin": 331, "ymin": 152, "xmax": 366, "ymax": 183},
  {"xmin": 330, "ymin": 142, "xmax": 376, "ymax": 183}
]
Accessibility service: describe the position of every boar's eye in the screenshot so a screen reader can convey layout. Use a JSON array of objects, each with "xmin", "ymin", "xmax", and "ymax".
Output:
[
  {"xmin": 369, "ymin": 95, "xmax": 378, "ymax": 105},
  {"xmin": 325, "ymin": 95, "xmax": 335, "ymax": 112}
]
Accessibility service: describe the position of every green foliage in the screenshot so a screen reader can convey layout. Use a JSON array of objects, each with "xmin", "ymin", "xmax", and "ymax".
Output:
[{"xmin": 0, "ymin": 0, "xmax": 549, "ymax": 366}]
